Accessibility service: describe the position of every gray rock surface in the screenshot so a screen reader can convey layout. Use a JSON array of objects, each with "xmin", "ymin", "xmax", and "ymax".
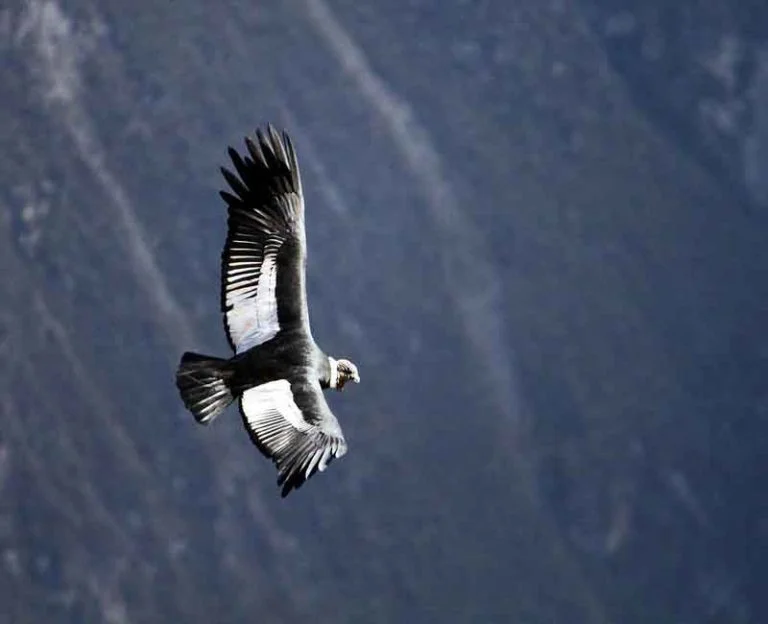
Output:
[{"xmin": 0, "ymin": 1, "xmax": 765, "ymax": 622}]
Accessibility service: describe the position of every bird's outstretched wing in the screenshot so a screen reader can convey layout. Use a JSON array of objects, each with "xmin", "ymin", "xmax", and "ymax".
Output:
[
  {"xmin": 240, "ymin": 379, "xmax": 348, "ymax": 497},
  {"xmin": 219, "ymin": 126, "xmax": 310, "ymax": 353}
]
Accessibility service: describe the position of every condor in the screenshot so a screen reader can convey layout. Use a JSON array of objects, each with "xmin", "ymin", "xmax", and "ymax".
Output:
[{"xmin": 176, "ymin": 126, "xmax": 359, "ymax": 497}]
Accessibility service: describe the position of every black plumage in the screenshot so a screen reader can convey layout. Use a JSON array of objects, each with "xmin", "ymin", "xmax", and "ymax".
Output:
[{"xmin": 176, "ymin": 125, "xmax": 359, "ymax": 497}]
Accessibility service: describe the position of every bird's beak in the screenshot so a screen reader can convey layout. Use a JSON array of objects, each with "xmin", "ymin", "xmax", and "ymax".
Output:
[{"xmin": 337, "ymin": 372, "xmax": 359, "ymax": 392}]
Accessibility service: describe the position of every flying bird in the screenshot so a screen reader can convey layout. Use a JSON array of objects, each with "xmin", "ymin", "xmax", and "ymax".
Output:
[{"xmin": 175, "ymin": 125, "xmax": 359, "ymax": 497}]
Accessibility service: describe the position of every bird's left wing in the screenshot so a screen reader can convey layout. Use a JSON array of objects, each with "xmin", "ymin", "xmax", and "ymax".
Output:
[
  {"xmin": 240, "ymin": 379, "xmax": 348, "ymax": 496},
  {"xmin": 219, "ymin": 126, "xmax": 310, "ymax": 353}
]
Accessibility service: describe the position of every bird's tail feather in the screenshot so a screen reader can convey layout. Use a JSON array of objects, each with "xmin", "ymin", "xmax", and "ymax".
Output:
[{"xmin": 175, "ymin": 352, "xmax": 235, "ymax": 424}]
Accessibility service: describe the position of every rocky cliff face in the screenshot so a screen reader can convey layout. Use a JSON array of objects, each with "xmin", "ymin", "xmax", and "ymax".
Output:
[{"xmin": 0, "ymin": 1, "xmax": 765, "ymax": 622}]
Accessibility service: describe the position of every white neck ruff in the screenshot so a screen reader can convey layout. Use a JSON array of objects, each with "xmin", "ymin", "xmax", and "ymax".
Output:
[{"xmin": 328, "ymin": 356, "xmax": 338, "ymax": 389}]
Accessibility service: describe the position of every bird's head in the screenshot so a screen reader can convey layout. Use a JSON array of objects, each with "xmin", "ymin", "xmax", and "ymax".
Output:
[{"xmin": 329, "ymin": 357, "xmax": 360, "ymax": 391}]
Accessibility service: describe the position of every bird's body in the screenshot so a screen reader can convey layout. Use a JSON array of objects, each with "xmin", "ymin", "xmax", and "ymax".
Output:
[{"xmin": 175, "ymin": 126, "xmax": 359, "ymax": 497}]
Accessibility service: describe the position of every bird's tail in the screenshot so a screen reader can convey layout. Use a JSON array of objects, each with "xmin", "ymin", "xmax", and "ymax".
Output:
[{"xmin": 175, "ymin": 352, "xmax": 235, "ymax": 424}]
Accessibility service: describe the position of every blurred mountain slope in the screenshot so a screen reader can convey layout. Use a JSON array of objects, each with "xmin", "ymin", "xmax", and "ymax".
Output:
[{"xmin": 0, "ymin": 0, "xmax": 765, "ymax": 622}]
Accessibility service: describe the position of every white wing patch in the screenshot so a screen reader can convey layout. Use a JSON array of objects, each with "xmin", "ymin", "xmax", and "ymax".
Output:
[
  {"xmin": 241, "ymin": 380, "xmax": 310, "ymax": 433},
  {"xmin": 240, "ymin": 380, "xmax": 344, "ymax": 486},
  {"xmin": 225, "ymin": 247, "xmax": 281, "ymax": 353}
]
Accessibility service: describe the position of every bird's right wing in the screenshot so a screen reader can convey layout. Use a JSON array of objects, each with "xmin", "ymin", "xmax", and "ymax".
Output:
[
  {"xmin": 239, "ymin": 379, "xmax": 348, "ymax": 497},
  {"xmin": 219, "ymin": 126, "xmax": 311, "ymax": 354}
]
